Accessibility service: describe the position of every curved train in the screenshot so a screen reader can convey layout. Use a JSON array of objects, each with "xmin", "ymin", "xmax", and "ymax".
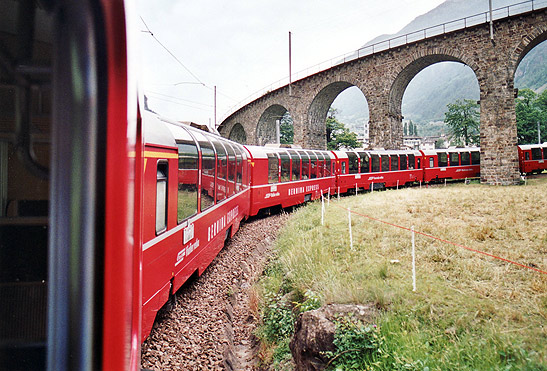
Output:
[{"xmin": 1, "ymin": 1, "xmax": 546, "ymax": 370}]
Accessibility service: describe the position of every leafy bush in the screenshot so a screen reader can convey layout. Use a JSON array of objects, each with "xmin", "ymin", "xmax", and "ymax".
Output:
[{"xmin": 325, "ymin": 316, "xmax": 386, "ymax": 370}]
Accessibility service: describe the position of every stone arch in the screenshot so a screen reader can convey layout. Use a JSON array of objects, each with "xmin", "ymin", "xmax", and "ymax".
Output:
[
  {"xmin": 389, "ymin": 52, "xmax": 478, "ymax": 120},
  {"xmin": 228, "ymin": 123, "xmax": 247, "ymax": 144},
  {"xmin": 256, "ymin": 104, "xmax": 288, "ymax": 146},
  {"xmin": 511, "ymin": 24, "xmax": 547, "ymax": 75},
  {"xmin": 307, "ymin": 81, "xmax": 366, "ymax": 149}
]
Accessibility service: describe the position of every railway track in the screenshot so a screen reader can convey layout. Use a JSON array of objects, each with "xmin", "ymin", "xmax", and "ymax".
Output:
[{"xmin": 141, "ymin": 213, "xmax": 290, "ymax": 370}]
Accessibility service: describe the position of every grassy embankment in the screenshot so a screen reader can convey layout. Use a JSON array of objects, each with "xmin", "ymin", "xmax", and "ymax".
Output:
[{"xmin": 256, "ymin": 177, "xmax": 547, "ymax": 370}]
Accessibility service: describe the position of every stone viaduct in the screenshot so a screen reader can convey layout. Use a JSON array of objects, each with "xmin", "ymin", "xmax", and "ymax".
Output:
[{"xmin": 218, "ymin": 4, "xmax": 547, "ymax": 185}]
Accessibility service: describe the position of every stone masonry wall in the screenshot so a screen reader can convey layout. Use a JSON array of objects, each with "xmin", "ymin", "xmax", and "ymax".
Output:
[{"xmin": 218, "ymin": 9, "xmax": 547, "ymax": 185}]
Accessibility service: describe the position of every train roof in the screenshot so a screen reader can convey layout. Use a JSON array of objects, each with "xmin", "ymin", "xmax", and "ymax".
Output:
[
  {"xmin": 519, "ymin": 143, "xmax": 547, "ymax": 150},
  {"xmin": 421, "ymin": 147, "xmax": 480, "ymax": 156}
]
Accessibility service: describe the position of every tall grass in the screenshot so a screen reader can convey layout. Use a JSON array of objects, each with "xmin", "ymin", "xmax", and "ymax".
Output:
[{"xmin": 257, "ymin": 177, "xmax": 547, "ymax": 370}]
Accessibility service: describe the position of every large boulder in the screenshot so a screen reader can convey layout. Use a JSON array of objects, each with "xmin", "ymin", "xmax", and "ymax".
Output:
[{"xmin": 289, "ymin": 304, "xmax": 377, "ymax": 371}]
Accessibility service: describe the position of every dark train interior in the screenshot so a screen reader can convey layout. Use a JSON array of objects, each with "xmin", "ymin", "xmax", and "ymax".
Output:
[{"xmin": 0, "ymin": 0, "xmax": 52, "ymax": 369}]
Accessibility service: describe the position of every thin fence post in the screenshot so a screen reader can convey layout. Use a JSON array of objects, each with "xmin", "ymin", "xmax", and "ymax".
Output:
[
  {"xmin": 338, "ymin": 187, "xmax": 340, "ymax": 201},
  {"xmin": 328, "ymin": 188, "xmax": 330, "ymax": 206},
  {"xmin": 321, "ymin": 194, "xmax": 325, "ymax": 226},
  {"xmin": 371, "ymin": 182, "xmax": 374, "ymax": 193},
  {"xmin": 444, "ymin": 178, "xmax": 447, "ymax": 187},
  {"xmin": 412, "ymin": 226, "xmax": 416, "ymax": 292},
  {"xmin": 420, "ymin": 180, "xmax": 422, "ymax": 189},
  {"xmin": 356, "ymin": 183, "xmax": 358, "ymax": 195},
  {"xmin": 348, "ymin": 207, "xmax": 353, "ymax": 251},
  {"xmin": 397, "ymin": 179, "xmax": 399, "ymax": 190}
]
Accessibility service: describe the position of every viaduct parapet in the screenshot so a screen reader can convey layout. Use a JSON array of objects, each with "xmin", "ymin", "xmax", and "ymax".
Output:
[{"xmin": 218, "ymin": 6, "xmax": 547, "ymax": 185}]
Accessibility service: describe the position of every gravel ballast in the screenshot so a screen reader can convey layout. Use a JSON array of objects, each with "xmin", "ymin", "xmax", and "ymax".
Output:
[{"xmin": 141, "ymin": 213, "xmax": 290, "ymax": 370}]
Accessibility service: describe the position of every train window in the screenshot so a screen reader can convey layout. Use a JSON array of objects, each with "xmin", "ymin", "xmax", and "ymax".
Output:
[
  {"xmin": 347, "ymin": 152, "xmax": 359, "ymax": 174},
  {"xmin": 307, "ymin": 151, "xmax": 318, "ymax": 179},
  {"xmin": 438, "ymin": 153, "xmax": 448, "ymax": 167},
  {"xmin": 225, "ymin": 143, "xmax": 236, "ymax": 197},
  {"xmin": 400, "ymin": 155, "xmax": 407, "ymax": 170},
  {"xmin": 280, "ymin": 152, "xmax": 290, "ymax": 182},
  {"xmin": 315, "ymin": 152, "xmax": 325, "ymax": 178},
  {"xmin": 471, "ymin": 151, "xmax": 480, "ymax": 165},
  {"xmin": 156, "ymin": 162, "xmax": 168, "ymax": 234},
  {"xmin": 324, "ymin": 156, "xmax": 332, "ymax": 176},
  {"xmin": 525, "ymin": 152, "xmax": 530, "ymax": 161},
  {"xmin": 531, "ymin": 148, "xmax": 542, "ymax": 160},
  {"xmin": 200, "ymin": 139, "xmax": 215, "ymax": 211},
  {"xmin": 358, "ymin": 152, "xmax": 369, "ymax": 173},
  {"xmin": 234, "ymin": 146, "xmax": 243, "ymax": 191},
  {"xmin": 268, "ymin": 153, "xmax": 279, "ymax": 183},
  {"xmin": 429, "ymin": 157, "xmax": 434, "ymax": 168},
  {"xmin": 299, "ymin": 151, "xmax": 310, "ymax": 179},
  {"xmin": 390, "ymin": 155, "xmax": 399, "ymax": 171},
  {"xmin": 371, "ymin": 155, "xmax": 380, "ymax": 172},
  {"xmin": 211, "ymin": 139, "xmax": 226, "ymax": 202},
  {"xmin": 177, "ymin": 140, "xmax": 199, "ymax": 222},
  {"xmin": 381, "ymin": 155, "xmax": 389, "ymax": 172},
  {"xmin": 449, "ymin": 153, "xmax": 459, "ymax": 166},
  {"xmin": 461, "ymin": 152, "xmax": 470, "ymax": 165},
  {"xmin": 408, "ymin": 154, "xmax": 415, "ymax": 169},
  {"xmin": 341, "ymin": 161, "xmax": 347, "ymax": 174},
  {"xmin": 288, "ymin": 150, "xmax": 301, "ymax": 181}
]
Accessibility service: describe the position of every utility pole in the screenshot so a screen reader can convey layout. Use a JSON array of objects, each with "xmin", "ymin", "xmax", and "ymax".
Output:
[
  {"xmin": 489, "ymin": 0, "xmax": 494, "ymax": 40},
  {"xmin": 538, "ymin": 121, "xmax": 541, "ymax": 144},
  {"xmin": 289, "ymin": 31, "xmax": 292, "ymax": 96}
]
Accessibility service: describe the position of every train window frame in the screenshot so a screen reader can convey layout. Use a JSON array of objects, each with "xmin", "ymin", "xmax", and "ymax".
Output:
[
  {"xmin": 211, "ymin": 138, "xmax": 227, "ymax": 202},
  {"xmin": 307, "ymin": 151, "xmax": 318, "ymax": 179},
  {"xmin": 390, "ymin": 154, "xmax": 399, "ymax": 171},
  {"xmin": 225, "ymin": 142, "xmax": 237, "ymax": 197},
  {"xmin": 429, "ymin": 157, "xmax": 434, "ymax": 168},
  {"xmin": 381, "ymin": 155, "xmax": 389, "ymax": 172},
  {"xmin": 471, "ymin": 151, "xmax": 480, "ymax": 165},
  {"xmin": 399, "ymin": 154, "xmax": 407, "ymax": 170},
  {"xmin": 371, "ymin": 154, "xmax": 380, "ymax": 172},
  {"xmin": 408, "ymin": 154, "xmax": 415, "ymax": 169},
  {"xmin": 346, "ymin": 152, "xmax": 359, "ymax": 174},
  {"xmin": 449, "ymin": 153, "xmax": 459, "ymax": 166},
  {"xmin": 267, "ymin": 152, "xmax": 280, "ymax": 184},
  {"xmin": 461, "ymin": 152, "xmax": 470, "ymax": 165},
  {"xmin": 298, "ymin": 151, "xmax": 310, "ymax": 179},
  {"xmin": 438, "ymin": 152, "xmax": 448, "ymax": 167},
  {"xmin": 288, "ymin": 150, "xmax": 301, "ymax": 181},
  {"xmin": 176, "ymin": 139, "xmax": 199, "ymax": 223},
  {"xmin": 358, "ymin": 152, "xmax": 369, "ymax": 173},
  {"xmin": 531, "ymin": 147, "xmax": 542, "ymax": 160},
  {"xmin": 155, "ymin": 161, "xmax": 169, "ymax": 235},
  {"xmin": 280, "ymin": 151, "xmax": 291, "ymax": 182},
  {"xmin": 196, "ymin": 134, "xmax": 216, "ymax": 212}
]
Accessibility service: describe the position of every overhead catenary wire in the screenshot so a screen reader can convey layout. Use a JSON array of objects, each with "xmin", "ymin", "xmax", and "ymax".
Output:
[{"xmin": 139, "ymin": 16, "xmax": 239, "ymax": 105}]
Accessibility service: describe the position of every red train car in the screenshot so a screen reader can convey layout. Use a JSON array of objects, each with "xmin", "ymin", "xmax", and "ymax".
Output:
[
  {"xmin": 421, "ymin": 148, "xmax": 481, "ymax": 183},
  {"xmin": 139, "ymin": 112, "xmax": 250, "ymax": 341},
  {"xmin": 333, "ymin": 149, "xmax": 423, "ymax": 192},
  {"xmin": 245, "ymin": 146, "xmax": 335, "ymax": 216},
  {"xmin": 1, "ymin": 0, "xmax": 141, "ymax": 369},
  {"xmin": 518, "ymin": 144, "xmax": 547, "ymax": 174}
]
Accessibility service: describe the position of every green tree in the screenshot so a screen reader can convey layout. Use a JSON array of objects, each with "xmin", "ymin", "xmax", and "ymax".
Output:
[
  {"xmin": 444, "ymin": 99, "xmax": 480, "ymax": 146},
  {"xmin": 515, "ymin": 88, "xmax": 547, "ymax": 144},
  {"xmin": 279, "ymin": 111, "xmax": 294, "ymax": 144},
  {"xmin": 326, "ymin": 108, "xmax": 360, "ymax": 150}
]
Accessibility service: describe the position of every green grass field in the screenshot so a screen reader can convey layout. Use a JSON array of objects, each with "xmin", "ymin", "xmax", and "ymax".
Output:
[{"xmin": 257, "ymin": 177, "xmax": 547, "ymax": 370}]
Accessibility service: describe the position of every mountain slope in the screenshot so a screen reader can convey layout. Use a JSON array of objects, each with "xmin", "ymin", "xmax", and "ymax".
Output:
[{"xmin": 332, "ymin": 0, "xmax": 547, "ymax": 136}]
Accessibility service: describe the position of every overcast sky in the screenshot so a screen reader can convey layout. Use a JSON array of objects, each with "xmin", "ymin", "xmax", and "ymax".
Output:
[{"xmin": 135, "ymin": 0, "xmax": 446, "ymax": 127}]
